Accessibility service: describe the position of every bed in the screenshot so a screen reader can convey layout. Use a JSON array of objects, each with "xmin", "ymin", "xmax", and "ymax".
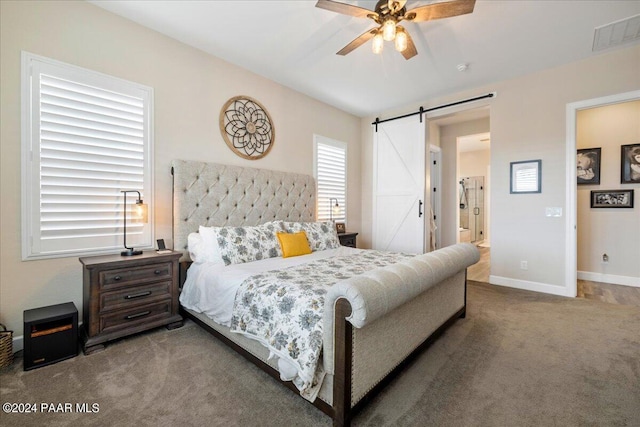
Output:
[{"xmin": 171, "ymin": 160, "xmax": 479, "ymax": 426}]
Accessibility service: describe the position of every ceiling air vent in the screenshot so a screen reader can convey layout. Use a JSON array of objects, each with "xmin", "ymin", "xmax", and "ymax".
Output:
[{"xmin": 593, "ymin": 14, "xmax": 640, "ymax": 52}]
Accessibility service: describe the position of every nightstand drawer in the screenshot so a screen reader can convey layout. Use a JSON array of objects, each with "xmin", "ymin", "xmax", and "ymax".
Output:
[
  {"xmin": 99, "ymin": 300, "xmax": 172, "ymax": 334},
  {"xmin": 340, "ymin": 236, "xmax": 356, "ymax": 247},
  {"xmin": 99, "ymin": 262, "xmax": 172, "ymax": 290},
  {"xmin": 100, "ymin": 281, "xmax": 172, "ymax": 313},
  {"xmin": 338, "ymin": 232, "xmax": 358, "ymax": 248}
]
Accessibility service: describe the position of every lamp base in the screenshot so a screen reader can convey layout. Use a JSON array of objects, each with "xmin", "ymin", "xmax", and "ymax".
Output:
[{"xmin": 121, "ymin": 248, "xmax": 143, "ymax": 256}]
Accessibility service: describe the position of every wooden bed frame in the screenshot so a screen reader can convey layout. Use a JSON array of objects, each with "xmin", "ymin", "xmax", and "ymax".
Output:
[{"xmin": 171, "ymin": 160, "xmax": 479, "ymax": 426}]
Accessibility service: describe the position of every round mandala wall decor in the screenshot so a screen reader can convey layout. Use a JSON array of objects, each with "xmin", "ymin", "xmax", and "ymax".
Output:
[{"xmin": 219, "ymin": 96, "xmax": 275, "ymax": 160}]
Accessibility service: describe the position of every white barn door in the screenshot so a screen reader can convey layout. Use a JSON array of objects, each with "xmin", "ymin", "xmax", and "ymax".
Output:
[{"xmin": 373, "ymin": 116, "xmax": 426, "ymax": 253}]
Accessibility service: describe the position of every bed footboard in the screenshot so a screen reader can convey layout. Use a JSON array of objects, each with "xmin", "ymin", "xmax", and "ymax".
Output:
[{"xmin": 328, "ymin": 243, "xmax": 479, "ymax": 426}]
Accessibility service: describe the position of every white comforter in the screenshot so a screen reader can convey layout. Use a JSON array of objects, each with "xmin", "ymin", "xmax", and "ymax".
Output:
[{"xmin": 179, "ymin": 246, "xmax": 362, "ymax": 327}]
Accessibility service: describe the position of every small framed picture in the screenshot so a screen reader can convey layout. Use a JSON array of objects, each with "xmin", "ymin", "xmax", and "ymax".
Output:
[
  {"xmin": 621, "ymin": 143, "xmax": 640, "ymax": 184},
  {"xmin": 577, "ymin": 148, "xmax": 601, "ymax": 185},
  {"xmin": 590, "ymin": 189, "xmax": 634, "ymax": 208},
  {"xmin": 510, "ymin": 160, "xmax": 541, "ymax": 194},
  {"xmin": 335, "ymin": 222, "xmax": 346, "ymax": 233}
]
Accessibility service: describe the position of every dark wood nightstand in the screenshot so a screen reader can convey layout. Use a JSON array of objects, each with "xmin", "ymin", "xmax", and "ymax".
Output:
[
  {"xmin": 338, "ymin": 232, "xmax": 358, "ymax": 248},
  {"xmin": 79, "ymin": 251, "xmax": 183, "ymax": 355}
]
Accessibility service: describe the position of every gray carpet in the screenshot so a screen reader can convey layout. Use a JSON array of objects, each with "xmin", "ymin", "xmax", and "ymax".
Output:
[{"xmin": 1, "ymin": 282, "xmax": 639, "ymax": 426}]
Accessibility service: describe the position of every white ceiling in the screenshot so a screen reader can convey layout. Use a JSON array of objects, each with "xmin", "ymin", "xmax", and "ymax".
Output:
[
  {"xmin": 458, "ymin": 132, "xmax": 490, "ymax": 152},
  {"xmin": 90, "ymin": 0, "xmax": 640, "ymax": 118}
]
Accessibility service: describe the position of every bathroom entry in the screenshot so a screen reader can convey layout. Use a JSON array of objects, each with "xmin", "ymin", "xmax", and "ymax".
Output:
[{"xmin": 459, "ymin": 176, "xmax": 484, "ymax": 243}]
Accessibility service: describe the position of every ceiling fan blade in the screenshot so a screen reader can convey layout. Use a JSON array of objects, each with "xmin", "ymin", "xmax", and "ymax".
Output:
[
  {"xmin": 337, "ymin": 28, "xmax": 378, "ymax": 55},
  {"xmin": 405, "ymin": 0, "xmax": 475, "ymax": 22},
  {"xmin": 316, "ymin": 0, "xmax": 377, "ymax": 19},
  {"xmin": 401, "ymin": 31, "xmax": 418, "ymax": 60}
]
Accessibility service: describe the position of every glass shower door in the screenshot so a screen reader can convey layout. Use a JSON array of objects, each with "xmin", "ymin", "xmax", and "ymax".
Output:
[{"xmin": 459, "ymin": 176, "xmax": 484, "ymax": 243}]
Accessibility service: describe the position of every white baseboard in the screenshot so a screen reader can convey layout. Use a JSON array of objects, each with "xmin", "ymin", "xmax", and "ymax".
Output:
[
  {"xmin": 12, "ymin": 335, "xmax": 24, "ymax": 353},
  {"xmin": 489, "ymin": 275, "xmax": 571, "ymax": 297},
  {"xmin": 577, "ymin": 271, "xmax": 640, "ymax": 288}
]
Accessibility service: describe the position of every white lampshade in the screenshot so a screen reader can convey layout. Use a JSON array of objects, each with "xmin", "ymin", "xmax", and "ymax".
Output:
[
  {"xmin": 372, "ymin": 32, "xmax": 384, "ymax": 54},
  {"xmin": 382, "ymin": 18, "xmax": 396, "ymax": 41},
  {"xmin": 332, "ymin": 202, "xmax": 340, "ymax": 216},
  {"xmin": 395, "ymin": 27, "xmax": 408, "ymax": 52},
  {"xmin": 134, "ymin": 200, "xmax": 148, "ymax": 223}
]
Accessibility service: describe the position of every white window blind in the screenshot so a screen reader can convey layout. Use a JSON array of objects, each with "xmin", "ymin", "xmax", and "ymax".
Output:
[
  {"xmin": 22, "ymin": 52, "xmax": 154, "ymax": 260},
  {"xmin": 314, "ymin": 135, "xmax": 347, "ymax": 223}
]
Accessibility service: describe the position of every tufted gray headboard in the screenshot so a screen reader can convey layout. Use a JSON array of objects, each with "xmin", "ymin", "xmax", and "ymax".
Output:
[{"xmin": 171, "ymin": 160, "xmax": 316, "ymax": 261}]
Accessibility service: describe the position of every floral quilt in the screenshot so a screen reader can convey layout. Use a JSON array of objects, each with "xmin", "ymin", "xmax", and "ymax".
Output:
[{"xmin": 229, "ymin": 250, "xmax": 414, "ymax": 401}]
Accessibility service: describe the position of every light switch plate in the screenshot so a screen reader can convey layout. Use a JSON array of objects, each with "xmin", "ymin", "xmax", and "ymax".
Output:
[{"xmin": 545, "ymin": 207, "xmax": 562, "ymax": 217}]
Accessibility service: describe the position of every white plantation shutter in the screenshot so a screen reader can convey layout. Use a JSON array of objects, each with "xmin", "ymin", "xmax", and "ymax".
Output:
[
  {"xmin": 511, "ymin": 160, "xmax": 541, "ymax": 193},
  {"xmin": 22, "ymin": 53, "xmax": 153, "ymax": 259},
  {"xmin": 314, "ymin": 136, "xmax": 347, "ymax": 222}
]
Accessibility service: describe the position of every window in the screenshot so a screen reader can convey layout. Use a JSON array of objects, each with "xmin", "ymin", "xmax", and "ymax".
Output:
[
  {"xmin": 21, "ymin": 52, "xmax": 154, "ymax": 260},
  {"xmin": 314, "ymin": 135, "xmax": 347, "ymax": 223}
]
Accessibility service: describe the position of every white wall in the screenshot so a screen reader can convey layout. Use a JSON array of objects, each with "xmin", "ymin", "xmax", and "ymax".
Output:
[
  {"xmin": 361, "ymin": 44, "xmax": 640, "ymax": 296},
  {"xmin": 576, "ymin": 100, "xmax": 640, "ymax": 286},
  {"xmin": 0, "ymin": 1, "xmax": 361, "ymax": 336}
]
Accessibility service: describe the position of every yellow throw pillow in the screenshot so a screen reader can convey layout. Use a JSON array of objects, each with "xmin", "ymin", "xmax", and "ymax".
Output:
[{"xmin": 276, "ymin": 231, "xmax": 312, "ymax": 258}]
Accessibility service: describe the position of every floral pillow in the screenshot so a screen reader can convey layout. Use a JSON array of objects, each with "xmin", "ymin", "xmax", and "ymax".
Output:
[
  {"xmin": 282, "ymin": 221, "xmax": 341, "ymax": 252},
  {"xmin": 216, "ymin": 222, "xmax": 284, "ymax": 265}
]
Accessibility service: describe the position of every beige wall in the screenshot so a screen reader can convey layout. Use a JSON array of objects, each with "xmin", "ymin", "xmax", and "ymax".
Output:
[
  {"xmin": 362, "ymin": 44, "xmax": 640, "ymax": 296},
  {"xmin": 0, "ymin": 1, "xmax": 361, "ymax": 337},
  {"xmin": 460, "ymin": 149, "xmax": 491, "ymax": 179},
  {"xmin": 576, "ymin": 101, "xmax": 640, "ymax": 282}
]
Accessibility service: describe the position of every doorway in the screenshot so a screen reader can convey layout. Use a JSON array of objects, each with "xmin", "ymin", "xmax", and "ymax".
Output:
[
  {"xmin": 457, "ymin": 131, "xmax": 491, "ymax": 248},
  {"xmin": 565, "ymin": 89, "xmax": 640, "ymax": 297},
  {"xmin": 457, "ymin": 131, "xmax": 491, "ymax": 283}
]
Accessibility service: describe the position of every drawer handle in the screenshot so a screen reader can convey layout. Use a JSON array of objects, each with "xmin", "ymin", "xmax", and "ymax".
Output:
[
  {"xmin": 125, "ymin": 311, "xmax": 151, "ymax": 320},
  {"xmin": 124, "ymin": 291, "xmax": 152, "ymax": 300},
  {"xmin": 114, "ymin": 275, "xmax": 122, "ymax": 281},
  {"xmin": 154, "ymin": 270, "xmax": 161, "ymax": 275}
]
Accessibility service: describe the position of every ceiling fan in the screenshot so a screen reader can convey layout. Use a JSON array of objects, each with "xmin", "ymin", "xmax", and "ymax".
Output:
[{"xmin": 316, "ymin": 0, "xmax": 476, "ymax": 60}]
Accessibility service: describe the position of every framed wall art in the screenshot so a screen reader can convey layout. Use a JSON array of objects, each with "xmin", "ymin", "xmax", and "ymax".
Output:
[
  {"xmin": 510, "ymin": 160, "xmax": 541, "ymax": 194},
  {"xmin": 590, "ymin": 189, "xmax": 634, "ymax": 208},
  {"xmin": 577, "ymin": 147, "xmax": 601, "ymax": 185},
  {"xmin": 620, "ymin": 143, "xmax": 640, "ymax": 184},
  {"xmin": 220, "ymin": 96, "xmax": 275, "ymax": 160}
]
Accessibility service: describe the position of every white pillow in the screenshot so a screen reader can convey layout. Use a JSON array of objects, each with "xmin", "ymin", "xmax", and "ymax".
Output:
[
  {"xmin": 187, "ymin": 232, "xmax": 204, "ymax": 263},
  {"xmin": 191, "ymin": 225, "xmax": 224, "ymax": 265}
]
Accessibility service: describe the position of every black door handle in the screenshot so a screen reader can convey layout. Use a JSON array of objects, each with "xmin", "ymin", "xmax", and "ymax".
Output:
[{"xmin": 418, "ymin": 200, "xmax": 423, "ymax": 218}]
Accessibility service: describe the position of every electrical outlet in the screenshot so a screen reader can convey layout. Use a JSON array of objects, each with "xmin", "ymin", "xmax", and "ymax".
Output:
[{"xmin": 520, "ymin": 261, "xmax": 528, "ymax": 270}]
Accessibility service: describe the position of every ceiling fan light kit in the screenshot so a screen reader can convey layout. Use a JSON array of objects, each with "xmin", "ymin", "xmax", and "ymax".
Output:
[
  {"xmin": 372, "ymin": 31, "xmax": 385, "ymax": 54},
  {"xmin": 382, "ymin": 17, "xmax": 397, "ymax": 41},
  {"xmin": 395, "ymin": 26, "xmax": 408, "ymax": 52},
  {"xmin": 316, "ymin": 0, "xmax": 476, "ymax": 60}
]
